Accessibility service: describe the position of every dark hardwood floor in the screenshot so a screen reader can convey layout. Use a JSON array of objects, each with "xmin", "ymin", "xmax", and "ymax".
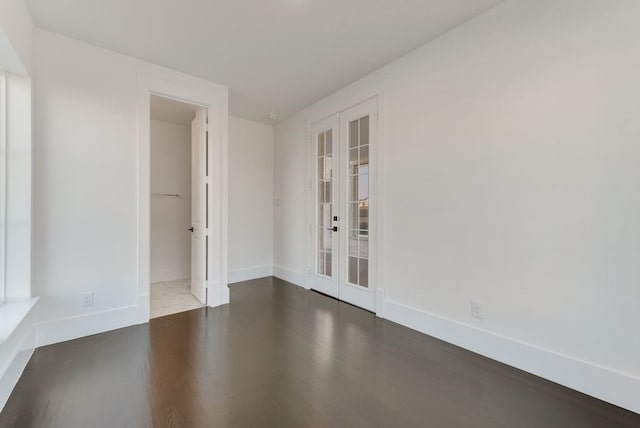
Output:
[{"xmin": 1, "ymin": 277, "xmax": 638, "ymax": 427}]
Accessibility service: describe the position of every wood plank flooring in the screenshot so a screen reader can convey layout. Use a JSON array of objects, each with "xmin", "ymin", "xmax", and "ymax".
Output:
[{"xmin": 1, "ymin": 277, "xmax": 638, "ymax": 427}]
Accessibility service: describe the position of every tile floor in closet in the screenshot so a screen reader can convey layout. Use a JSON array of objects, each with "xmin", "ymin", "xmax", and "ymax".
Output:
[{"xmin": 150, "ymin": 279, "xmax": 203, "ymax": 318}]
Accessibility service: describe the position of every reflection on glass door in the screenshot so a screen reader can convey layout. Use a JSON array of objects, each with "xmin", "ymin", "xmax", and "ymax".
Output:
[
  {"xmin": 316, "ymin": 129, "xmax": 333, "ymax": 277},
  {"xmin": 338, "ymin": 98, "xmax": 377, "ymax": 311},
  {"xmin": 347, "ymin": 116, "xmax": 369, "ymax": 288},
  {"xmin": 309, "ymin": 114, "xmax": 340, "ymax": 298},
  {"xmin": 308, "ymin": 98, "xmax": 377, "ymax": 311}
]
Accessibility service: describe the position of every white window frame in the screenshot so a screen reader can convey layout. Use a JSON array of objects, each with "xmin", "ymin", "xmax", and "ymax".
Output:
[{"xmin": 0, "ymin": 70, "xmax": 7, "ymax": 306}]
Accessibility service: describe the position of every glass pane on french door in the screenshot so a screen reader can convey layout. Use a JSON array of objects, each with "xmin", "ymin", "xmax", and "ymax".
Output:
[
  {"xmin": 316, "ymin": 129, "xmax": 333, "ymax": 277},
  {"xmin": 347, "ymin": 115, "xmax": 369, "ymax": 288}
]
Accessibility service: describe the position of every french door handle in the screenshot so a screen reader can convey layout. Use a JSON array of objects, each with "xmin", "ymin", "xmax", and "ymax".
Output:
[
  {"xmin": 327, "ymin": 226, "xmax": 338, "ymax": 232},
  {"xmin": 188, "ymin": 227, "xmax": 194, "ymax": 232}
]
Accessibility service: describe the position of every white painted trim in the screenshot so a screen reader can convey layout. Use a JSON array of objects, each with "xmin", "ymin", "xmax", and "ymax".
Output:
[
  {"xmin": 305, "ymin": 114, "xmax": 340, "ymax": 298},
  {"xmin": 0, "ymin": 344, "xmax": 33, "ymax": 412},
  {"xmin": 0, "ymin": 71, "xmax": 6, "ymax": 306},
  {"xmin": 273, "ymin": 265, "xmax": 306, "ymax": 289},
  {"xmin": 35, "ymin": 305, "xmax": 138, "ymax": 348},
  {"xmin": 0, "ymin": 311, "xmax": 34, "ymax": 412},
  {"xmin": 375, "ymin": 289, "xmax": 385, "ymax": 318},
  {"xmin": 150, "ymin": 267, "xmax": 191, "ymax": 284},
  {"xmin": 384, "ymin": 299, "xmax": 640, "ymax": 414},
  {"xmin": 303, "ymin": 79, "xmax": 387, "ymax": 317},
  {"xmin": 136, "ymin": 66, "xmax": 229, "ymax": 324},
  {"xmin": 206, "ymin": 281, "xmax": 229, "ymax": 308},
  {"xmin": 228, "ymin": 265, "xmax": 273, "ymax": 284},
  {"xmin": 137, "ymin": 293, "xmax": 150, "ymax": 322},
  {"xmin": 335, "ymin": 98, "xmax": 379, "ymax": 312},
  {"xmin": 3, "ymin": 73, "xmax": 32, "ymax": 301},
  {"xmin": 0, "ymin": 297, "xmax": 38, "ymax": 343}
]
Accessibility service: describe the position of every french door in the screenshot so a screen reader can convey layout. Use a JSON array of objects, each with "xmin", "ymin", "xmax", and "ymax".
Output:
[{"xmin": 309, "ymin": 98, "xmax": 377, "ymax": 311}]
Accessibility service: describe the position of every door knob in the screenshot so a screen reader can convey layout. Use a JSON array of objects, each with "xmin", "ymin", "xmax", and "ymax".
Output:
[
  {"xmin": 188, "ymin": 227, "xmax": 194, "ymax": 232},
  {"xmin": 327, "ymin": 226, "xmax": 338, "ymax": 232}
]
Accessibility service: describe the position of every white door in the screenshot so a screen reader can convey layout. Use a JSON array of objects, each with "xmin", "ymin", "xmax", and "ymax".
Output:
[
  {"xmin": 309, "ymin": 99, "xmax": 377, "ymax": 311},
  {"xmin": 309, "ymin": 115, "xmax": 340, "ymax": 298},
  {"xmin": 190, "ymin": 109, "xmax": 207, "ymax": 304}
]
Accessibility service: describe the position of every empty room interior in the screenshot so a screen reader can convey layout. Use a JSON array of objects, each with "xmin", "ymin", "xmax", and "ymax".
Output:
[{"xmin": 0, "ymin": 0, "xmax": 639, "ymax": 426}]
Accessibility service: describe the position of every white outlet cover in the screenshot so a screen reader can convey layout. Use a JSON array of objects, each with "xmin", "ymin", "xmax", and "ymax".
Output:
[
  {"xmin": 81, "ymin": 292, "xmax": 94, "ymax": 307},
  {"xmin": 471, "ymin": 301, "xmax": 483, "ymax": 319}
]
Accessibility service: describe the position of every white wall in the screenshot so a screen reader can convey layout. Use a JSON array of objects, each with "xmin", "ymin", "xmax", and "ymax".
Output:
[
  {"xmin": 0, "ymin": 0, "xmax": 33, "ymax": 74},
  {"xmin": 274, "ymin": 0, "xmax": 640, "ymax": 413},
  {"xmin": 33, "ymin": 30, "xmax": 140, "ymax": 330},
  {"xmin": 33, "ymin": 30, "xmax": 138, "ymax": 330},
  {"xmin": 150, "ymin": 115, "xmax": 274, "ymax": 286},
  {"xmin": 31, "ymin": 29, "xmax": 228, "ymax": 344},
  {"xmin": 0, "ymin": 0, "xmax": 34, "ymax": 411},
  {"xmin": 273, "ymin": 116, "xmax": 307, "ymax": 285},
  {"xmin": 150, "ymin": 120, "xmax": 191, "ymax": 283},
  {"xmin": 228, "ymin": 116, "xmax": 274, "ymax": 283}
]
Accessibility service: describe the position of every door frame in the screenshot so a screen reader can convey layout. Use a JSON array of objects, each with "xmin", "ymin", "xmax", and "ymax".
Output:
[
  {"xmin": 305, "ymin": 84, "xmax": 386, "ymax": 317},
  {"xmin": 190, "ymin": 108, "xmax": 208, "ymax": 304},
  {"xmin": 136, "ymin": 67, "xmax": 229, "ymax": 323}
]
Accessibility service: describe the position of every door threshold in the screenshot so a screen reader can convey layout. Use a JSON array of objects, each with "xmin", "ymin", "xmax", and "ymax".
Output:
[{"xmin": 309, "ymin": 289, "xmax": 375, "ymax": 314}]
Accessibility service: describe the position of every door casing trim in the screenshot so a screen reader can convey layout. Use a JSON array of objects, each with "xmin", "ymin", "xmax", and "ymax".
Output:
[
  {"xmin": 136, "ymin": 67, "xmax": 229, "ymax": 323},
  {"xmin": 304, "ymin": 80, "xmax": 386, "ymax": 317}
]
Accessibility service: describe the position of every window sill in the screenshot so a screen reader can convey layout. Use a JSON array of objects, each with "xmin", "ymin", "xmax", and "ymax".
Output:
[{"xmin": 0, "ymin": 297, "xmax": 39, "ymax": 344}]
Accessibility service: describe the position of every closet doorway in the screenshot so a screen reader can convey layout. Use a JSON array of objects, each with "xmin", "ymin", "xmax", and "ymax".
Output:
[{"xmin": 149, "ymin": 94, "xmax": 207, "ymax": 318}]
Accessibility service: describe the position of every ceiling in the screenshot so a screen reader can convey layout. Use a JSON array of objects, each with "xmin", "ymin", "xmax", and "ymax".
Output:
[
  {"xmin": 26, "ymin": 0, "xmax": 503, "ymax": 123},
  {"xmin": 150, "ymin": 94, "xmax": 199, "ymax": 126}
]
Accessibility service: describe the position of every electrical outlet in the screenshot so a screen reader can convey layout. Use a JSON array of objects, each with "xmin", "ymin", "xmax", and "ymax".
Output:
[
  {"xmin": 471, "ymin": 301, "xmax": 483, "ymax": 319},
  {"xmin": 81, "ymin": 292, "xmax": 94, "ymax": 307}
]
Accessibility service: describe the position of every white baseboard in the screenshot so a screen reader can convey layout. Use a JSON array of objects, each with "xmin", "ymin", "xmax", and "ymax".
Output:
[
  {"xmin": 150, "ymin": 267, "xmax": 190, "ymax": 284},
  {"xmin": 0, "ymin": 313, "xmax": 35, "ymax": 412},
  {"xmin": 384, "ymin": 299, "xmax": 640, "ymax": 414},
  {"xmin": 7, "ymin": 289, "xmax": 637, "ymax": 416},
  {"xmin": 35, "ymin": 305, "xmax": 139, "ymax": 348},
  {"xmin": 137, "ymin": 293, "xmax": 150, "ymax": 324},
  {"xmin": 273, "ymin": 265, "xmax": 306, "ymax": 288},
  {"xmin": 228, "ymin": 265, "xmax": 273, "ymax": 284},
  {"xmin": 206, "ymin": 281, "xmax": 230, "ymax": 307}
]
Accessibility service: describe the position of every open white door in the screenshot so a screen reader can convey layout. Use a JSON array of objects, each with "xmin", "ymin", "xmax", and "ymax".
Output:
[{"xmin": 190, "ymin": 109, "xmax": 207, "ymax": 304}]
